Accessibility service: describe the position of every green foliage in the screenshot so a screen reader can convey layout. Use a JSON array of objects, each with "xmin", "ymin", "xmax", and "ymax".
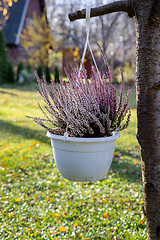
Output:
[
  {"xmin": 0, "ymin": 29, "xmax": 8, "ymax": 83},
  {"xmin": 54, "ymin": 66, "xmax": 60, "ymax": 83},
  {"xmin": 17, "ymin": 61, "xmax": 24, "ymax": 81},
  {"xmin": 0, "ymin": 84, "xmax": 147, "ymax": 239},
  {"xmin": 27, "ymin": 63, "xmax": 32, "ymax": 73},
  {"xmin": 113, "ymin": 62, "xmax": 136, "ymax": 85},
  {"xmin": 45, "ymin": 65, "xmax": 51, "ymax": 83},
  {"xmin": 6, "ymin": 61, "xmax": 15, "ymax": 83},
  {"xmin": 37, "ymin": 64, "xmax": 43, "ymax": 78}
]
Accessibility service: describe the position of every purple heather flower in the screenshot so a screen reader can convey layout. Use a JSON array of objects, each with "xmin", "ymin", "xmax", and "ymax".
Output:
[{"xmin": 27, "ymin": 47, "xmax": 131, "ymax": 137}]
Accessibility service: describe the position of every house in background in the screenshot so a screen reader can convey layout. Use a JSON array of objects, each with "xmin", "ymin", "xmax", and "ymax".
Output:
[{"xmin": 2, "ymin": 0, "xmax": 45, "ymax": 67}]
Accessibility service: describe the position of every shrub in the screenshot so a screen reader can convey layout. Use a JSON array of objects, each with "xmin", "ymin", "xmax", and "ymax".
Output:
[
  {"xmin": 6, "ymin": 61, "xmax": 15, "ymax": 83},
  {"xmin": 0, "ymin": 29, "xmax": 8, "ymax": 83},
  {"xmin": 17, "ymin": 61, "xmax": 24, "ymax": 81},
  {"xmin": 54, "ymin": 66, "xmax": 60, "ymax": 83},
  {"xmin": 27, "ymin": 64, "xmax": 32, "ymax": 73},
  {"xmin": 37, "ymin": 65, "xmax": 43, "ymax": 78},
  {"xmin": 45, "ymin": 65, "xmax": 51, "ymax": 83}
]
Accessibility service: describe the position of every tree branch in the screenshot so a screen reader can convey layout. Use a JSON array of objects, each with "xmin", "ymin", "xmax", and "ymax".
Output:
[
  {"xmin": 68, "ymin": 0, "xmax": 135, "ymax": 22},
  {"xmin": 148, "ymin": 0, "xmax": 160, "ymax": 26}
]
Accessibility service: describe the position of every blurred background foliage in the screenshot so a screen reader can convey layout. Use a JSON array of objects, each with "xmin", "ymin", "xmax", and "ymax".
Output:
[{"xmin": 0, "ymin": 0, "xmax": 136, "ymax": 86}]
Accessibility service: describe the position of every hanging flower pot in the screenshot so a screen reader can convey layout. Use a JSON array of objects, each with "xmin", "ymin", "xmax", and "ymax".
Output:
[
  {"xmin": 27, "ymin": 5, "xmax": 131, "ymax": 182},
  {"xmin": 47, "ymin": 130, "xmax": 120, "ymax": 182}
]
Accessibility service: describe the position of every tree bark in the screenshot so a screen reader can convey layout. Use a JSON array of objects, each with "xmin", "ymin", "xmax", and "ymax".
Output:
[
  {"xmin": 135, "ymin": 1, "xmax": 160, "ymax": 239},
  {"xmin": 69, "ymin": 0, "xmax": 160, "ymax": 239}
]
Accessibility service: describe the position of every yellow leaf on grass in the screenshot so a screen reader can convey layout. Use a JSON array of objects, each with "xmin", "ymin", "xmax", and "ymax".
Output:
[
  {"xmin": 15, "ymin": 198, "xmax": 20, "ymax": 202},
  {"xmin": 103, "ymin": 213, "xmax": 109, "ymax": 219},
  {"xmin": 59, "ymin": 227, "xmax": 68, "ymax": 232},
  {"xmin": 122, "ymin": 198, "xmax": 126, "ymax": 202},
  {"xmin": 73, "ymin": 223, "xmax": 78, "ymax": 227},
  {"xmin": 26, "ymin": 227, "xmax": 32, "ymax": 233},
  {"xmin": 53, "ymin": 213, "xmax": 60, "ymax": 217},
  {"xmin": 57, "ymin": 221, "xmax": 62, "ymax": 224},
  {"xmin": 4, "ymin": 148, "xmax": 9, "ymax": 152}
]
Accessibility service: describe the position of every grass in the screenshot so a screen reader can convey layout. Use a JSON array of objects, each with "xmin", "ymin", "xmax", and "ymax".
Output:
[{"xmin": 0, "ymin": 83, "xmax": 147, "ymax": 239}]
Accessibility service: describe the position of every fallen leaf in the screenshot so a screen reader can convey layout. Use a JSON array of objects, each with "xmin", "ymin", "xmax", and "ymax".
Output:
[
  {"xmin": 73, "ymin": 223, "xmax": 78, "ymax": 227},
  {"xmin": 59, "ymin": 227, "xmax": 68, "ymax": 232}
]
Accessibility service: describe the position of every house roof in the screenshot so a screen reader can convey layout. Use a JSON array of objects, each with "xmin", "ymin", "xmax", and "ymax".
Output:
[{"xmin": 3, "ymin": 0, "xmax": 45, "ymax": 45}]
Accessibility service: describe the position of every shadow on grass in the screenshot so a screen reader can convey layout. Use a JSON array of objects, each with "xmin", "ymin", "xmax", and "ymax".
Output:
[
  {"xmin": 0, "ymin": 119, "xmax": 50, "ymax": 144},
  {"xmin": 109, "ymin": 147, "xmax": 142, "ymax": 183},
  {"xmin": 0, "ymin": 82, "xmax": 37, "ymax": 92},
  {"xmin": 0, "ymin": 90, "xmax": 18, "ymax": 96},
  {"xmin": 0, "ymin": 83, "xmax": 137, "ymax": 108}
]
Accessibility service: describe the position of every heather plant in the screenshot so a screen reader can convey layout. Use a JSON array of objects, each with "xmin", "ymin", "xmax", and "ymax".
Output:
[{"xmin": 27, "ymin": 51, "xmax": 131, "ymax": 138}]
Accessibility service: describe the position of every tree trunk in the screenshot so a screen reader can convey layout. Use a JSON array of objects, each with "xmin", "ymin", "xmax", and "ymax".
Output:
[
  {"xmin": 135, "ymin": 1, "xmax": 160, "ymax": 239},
  {"xmin": 69, "ymin": 1, "xmax": 160, "ymax": 239}
]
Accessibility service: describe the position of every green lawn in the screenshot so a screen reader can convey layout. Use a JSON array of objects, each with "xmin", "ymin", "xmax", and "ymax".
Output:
[{"xmin": 0, "ymin": 83, "xmax": 147, "ymax": 239}]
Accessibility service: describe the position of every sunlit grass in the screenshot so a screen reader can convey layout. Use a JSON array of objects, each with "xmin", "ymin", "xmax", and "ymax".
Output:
[{"xmin": 0, "ymin": 83, "xmax": 147, "ymax": 239}]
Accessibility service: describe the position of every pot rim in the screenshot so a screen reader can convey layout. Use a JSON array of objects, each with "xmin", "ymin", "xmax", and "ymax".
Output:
[{"xmin": 46, "ymin": 130, "xmax": 120, "ymax": 142}]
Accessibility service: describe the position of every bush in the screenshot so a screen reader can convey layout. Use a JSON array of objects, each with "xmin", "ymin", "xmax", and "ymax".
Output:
[
  {"xmin": 18, "ymin": 69, "xmax": 33, "ymax": 84},
  {"xmin": 0, "ymin": 29, "xmax": 8, "ymax": 83},
  {"xmin": 6, "ymin": 61, "xmax": 15, "ymax": 83},
  {"xmin": 17, "ymin": 61, "xmax": 24, "ymax": 81},
  {"xmin": 54, "ymin": 66, "xmax": 60, "ymax": 83},
  {"xmin": 37, "ymin": 65, "xmax": 43, "ymax": 78},
  {"xmin": 27, "ymin": 64, "xmax": 32, "ymax": 73},
  {"xmin": 45, "ymin": 65, "xmax": 51, "ymax": 83}
]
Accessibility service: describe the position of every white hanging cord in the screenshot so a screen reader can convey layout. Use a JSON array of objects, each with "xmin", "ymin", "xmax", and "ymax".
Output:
[
  {"xmin": 88, "ymin": 42, "xmax": 102, "ymax": 82},
  {"xmin": 78, "ymin": 4, "xmax": 103, "ymax": 84}
]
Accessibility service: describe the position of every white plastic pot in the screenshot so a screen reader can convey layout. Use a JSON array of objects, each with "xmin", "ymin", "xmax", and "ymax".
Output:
[{"xmin": 46, "ymin": 131, "xmax": 120, "ymax": 182}]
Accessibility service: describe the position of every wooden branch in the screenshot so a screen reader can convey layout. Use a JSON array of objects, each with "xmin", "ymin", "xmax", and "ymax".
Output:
[
  {"xmin": 68, "ymin": 0, "xmax": 135, "ymax": 22},
  {"xmin": 148, "ymin": 0, "xmax": 160, "ymax": 26}
]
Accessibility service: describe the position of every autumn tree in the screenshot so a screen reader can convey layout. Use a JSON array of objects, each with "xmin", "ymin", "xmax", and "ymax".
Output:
[
  {"xmin": 20, "ymin": 12, "xmax": 56, "ymax": 69},
  {"xmin": 69, "ymin": 1, "xmax": 160, "ymax": 240},
  {"xmin": 0, "ymin": 0, "xmax": 18, "ymax": 26}
]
